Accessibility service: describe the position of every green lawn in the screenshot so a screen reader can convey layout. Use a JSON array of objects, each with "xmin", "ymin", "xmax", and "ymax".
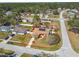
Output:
[
  {"xmin": 0, "ymin": 40, "xmax": 3, "ymax": 42},
  {"xmin": 32, "ymin": 43, "xmax": 62, "ymax": 51},
  {"xmin": 8, "ymin": 41, "xmax": 28, "ymax": 47},
  {"xmin": 19, "ymin": 22, "xmax": 32, "ymax": 24},
  {"xmin": 0, "ymin": 48, "xmax": 14, "ymax": 55},
  {"xmin": 20, "ymin": 26, "xmax": 33, "ymax": 31},
  {"xmin": 10, "ymin": 34, "xmax": 32, "ymax": 43},
  {"xmin": 48, "ymin": 15, "xmax": 59, "ymax": 18},
  {"xmin": 0, "ymin": 32, "xmax": 11, "ymax": 39},
  {"xmin": 21, "ymin": 53, "xmax": 32, "ymax": 57},
  {"xmin": 32, "ymin": 39, "xmax": 62, "ymax": 51}
]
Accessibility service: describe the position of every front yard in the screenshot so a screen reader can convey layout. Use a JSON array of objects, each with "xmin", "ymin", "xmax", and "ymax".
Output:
[
  {"xmin": 0, "ymin": 32, "xmax": 11, "ymax": 39},
  {"xmin": 8, "ymin": 34, "xmax": 32, "ymax": 46}
]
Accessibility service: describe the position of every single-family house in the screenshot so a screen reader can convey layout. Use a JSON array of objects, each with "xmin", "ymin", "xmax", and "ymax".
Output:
[
  {"xmin": 68, "ymin": 12, "xmax": 76, "ymax": 18},
  {"xmin": 22, "ymin": 17, "xmax": 33, "ymax": 23},
  {"xmin": 39, "ymin": 25, "xmax": 46, "ymax": 31},
  {"xmin": 0, "ymin": 26, "xmax": 11, "ymax": 32},
  {"xmin": 33, "ymin": 28, "xmax": 47, "ymax": 37},
  {"xmin": 41, "ymin": 18, "xmax": 50, "ymax": 23},
  {"xmin": 5, "ymin": 11, "xmax": 13, "ymax": 16},
  {"xmin": 71, "ymin": 9, "xmax": 78, "ymax": 13}
]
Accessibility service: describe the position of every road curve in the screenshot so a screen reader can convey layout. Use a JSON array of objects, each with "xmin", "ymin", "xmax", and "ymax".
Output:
[{"xmin": 57, "ymin": 10, "xmax": 79, "ymax": 56}]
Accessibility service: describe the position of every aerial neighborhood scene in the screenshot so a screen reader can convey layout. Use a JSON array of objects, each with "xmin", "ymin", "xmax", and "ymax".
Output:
[{"xmin": 0, "ymin": 3, "xmax": 79, "ymax": 57}]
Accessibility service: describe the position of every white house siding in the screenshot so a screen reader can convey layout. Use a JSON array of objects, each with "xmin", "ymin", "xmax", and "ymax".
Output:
[{"xmin": 22, "ymin": 19, "xmax": 27, "ymax": 22}]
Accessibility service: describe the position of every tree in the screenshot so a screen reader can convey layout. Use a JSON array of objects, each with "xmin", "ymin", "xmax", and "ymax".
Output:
[
  {"xmin": 68, "ymin": 17, "xmax": 79, "ymax": 33},
  {"xmin": 33, "ymin": 14, "xmax": 41, "ymax": 27}
]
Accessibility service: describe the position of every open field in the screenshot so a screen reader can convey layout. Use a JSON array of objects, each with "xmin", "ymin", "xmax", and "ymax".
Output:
[{"xmin": 65, "ymin": 21, "xmax": 79, "ymax": 53}]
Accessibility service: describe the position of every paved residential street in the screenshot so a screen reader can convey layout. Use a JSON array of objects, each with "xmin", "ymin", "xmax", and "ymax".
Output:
[
  {"xmin": 57, "ymin": 10, "xmax": 79, "ymax": 56},
  {"xmin": 58, "ymin": 18, "xmax": 79, "ymax": 56}
]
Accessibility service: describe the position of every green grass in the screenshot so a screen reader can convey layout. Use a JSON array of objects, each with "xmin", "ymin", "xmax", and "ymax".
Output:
[
  {"xmin": 19, "ymin": 22, "xmax": 32, "ymax": 24},
  {"xmin": 48, "ymin": 15, "xmax": 59, "ymax": 18},
  {"xmin": 9, "ymin": 41, "xmax": 27, "ymax": 47},
  {"xmin": 0, "ymin": 48, "xmax": 14, "ymax": 55},
  {"xmin": 11, "ymin": 34, "xmax": 32, "ymax": 43},
  {"xmin": 0, "ymin": 40, "xmax": 3, "ymax": 42},
  {"xmin": 20, "ymin": 26, "xmax": 33, "ymax": 31},
  {"xmin": 74, "ymin": 48, "xmax": 79, "ymax": 53},
  {"xmin": 0, "ymin": 32, "xmax": 11, "ymax": 39},
  {"xmin": 32, "ymin": 41, "xmax": 62, "ymax": 51},
  {"xmin": 21, "ymin": 53, "xmax": 32, "ymax": 57}
]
